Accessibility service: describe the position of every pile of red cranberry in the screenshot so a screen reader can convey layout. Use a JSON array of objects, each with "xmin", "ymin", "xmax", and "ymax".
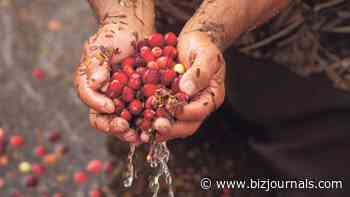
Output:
[{"xmin": 103, "ymin": 32, "xmax": 188, "ymax": 136}]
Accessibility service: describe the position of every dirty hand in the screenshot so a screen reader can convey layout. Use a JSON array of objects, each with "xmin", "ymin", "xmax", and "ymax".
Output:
[
  {"xmin": 153, "ymin": 32, "xmax": 226, "ymax": 142},
  {"xmin": 74, "ymin": 23, "xmax": 146, "ymax": 144}
]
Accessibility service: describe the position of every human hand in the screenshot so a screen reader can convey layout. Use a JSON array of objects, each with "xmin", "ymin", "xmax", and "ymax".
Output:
[
  {"xmin": 75, "ymin": 23, "xmax": 145, "ymax": 144},
  {"xmin": 152, "ymin": 32, "xmax": 226, "ymax": 142}
]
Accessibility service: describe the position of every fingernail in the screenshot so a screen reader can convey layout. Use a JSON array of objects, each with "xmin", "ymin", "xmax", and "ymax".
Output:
[
  {"xmin": 180, "ymin": 79, "xmax": 196, "ymax": 95},
  {"xmin": 140, "ymin": 132, "xmax": 149, "ymax": 143},
  {"xmin": 154, "ymin": 118, "xmax": 171, "ymax": 134}
]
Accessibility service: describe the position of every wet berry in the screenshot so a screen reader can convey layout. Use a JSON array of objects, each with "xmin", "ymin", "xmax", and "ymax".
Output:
[
  {"xmin": 145, "ymin": 96, "xmax": 155, "ymax": 109},
  {"xmin": 161, "ymin": 69, "xmax": 177, "ymax": 85},
  {"xmin": 148, "ymin": 33, "xmax": 164, "ymax": 47},
  {"xmin": 143, "ymin": 69, "xmax": 160, "ymax": 84},
  {"xmin": 32, "ymin": 67, "xmax": 45, "ymax": 80},
  {"xmin": 140, "ymin": 46, "xmax": 155, "ymax": 62},
  {"xmin": 128, "ymin": 73, "xmax": 142, "ymax": 90},
  {"xmin": 122, "ymin": 56, "xmax": 135, "ymax": 67},
  {"xmin": 147, "ymin": 61, "xmax": 160, "ymax": 70},
  {"xmin": 151, "ymin": 47, "xmax": 162, "ymax": 58},
  {"xmin": 122, "ymin": 86, "xmax": 135, "ymax": 102},
  {"xmin": 139, "ymin": 119, "xmax": 152, "ymax": 131},
  {"xmin": 143, "ymin": 109, "xmax": 155, "ymax": 120},
  {"xmin": 137, "ymin": 39, "xmax": 149, "ymax": 50},
  {"xmin": 164, "ymin": 32, "xmax": 177, "ymax": 46},
  {"xmin": 113, "ymin": 98, "xmax": 125, "ymax": 114},
  {"xmin": 142, "ymin": 84, "xmax": 158, "ymax": 98},
  {"xmin": 106, "ymin": 80, "xmax": 124, "ymax": 98},
  {"xmin": 128, "ymin": 100, "xmax": 143, "ymax": 115},
  {"xmin": 157, "ymin": 56, "xmax": 173, "ymax": 69},
  {"xmin": 111, "ymin": 72, "xmax": 128, "ymax": 85},
  {"xmin": 163, "ymin": 46, "xmax": 177, "ymax": 59},
  {"xmin": 120, "ymin": 109, "xmax": 132, "ymax": 121},
  {"xmin": 122, "ymin": 64, "xmax": 135, "ymax": 76}
]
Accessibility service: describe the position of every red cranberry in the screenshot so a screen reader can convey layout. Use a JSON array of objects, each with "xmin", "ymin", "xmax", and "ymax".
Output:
[
  {"xmin": 148, "ymin": 33, "xmax": 164, "ymax": 47},
  {"xmin": 151, "ymin": 47, "xmax": 162, "ymax": 58},
  {"xmin": 143, "ymin": 84, "xmax": 158, "ymax": 98},
  {"xmin": 128, "ymin": 73, "xmax": 142, "ymax": 90},
  {"xmin": 106, "ymin": 80, "xmax": 124, "ymax": 98},
  {"xmin": 31, "ymin": 163, "xmax": 46, "ymax": 176},
  {"xmin": 143, "ymin": 109, "xmax": 156, "ymax": 120},
  {"xmin": 163, "ymin": 46, "xmax": 177, "ymax": 59},
  {"xmin": 111, "ymin": 72, "xmax": 128, "ymax": 85},
  {"xmin": 161, "ymin": 69, "xmax": 177, "ymax": 86},
  {"xmin": 139, "ymin": 119, "xmax": 152, "ymax": 131},
  {"xmin": 164, "ymin": 32, "xmax": 177, "ymax": 46},
  {"xmin": 86, "ymin": 160, "xmax": 103, "ymax": 174},
  {"xmin": 113, "ymin": 98, "xmax": 125, "ymax": 114},
  {"xmin": 128, "ymin": 100, "xmax": 143, "ymax": 115},
  {"xmin": 171, "ymin": 76, "xmax": 181, "ymax": 93},
  {"xmin": 10, "ymin": 135, "xmax": 24, "ymax": 148},
  {"xmin": 120, "ymin": 109, "xmax": 132, "ymax": 121},
  {"xmin": 140, "ymin": 46, "xmax": 155, "ymax": 62},
  {"xmin": 145, "ymin": 96, "xmax": 155, "ymax": 109},
  {"xmin": 122, "ymin": 56, "xmax": 136, "ymax": 67},
  {"xmin": 156, "ymin": 56, "xmax": 173, "ymax": 69},
  {"xmin": 147, "ymin": 61, "xmax": 160, "ymax": 70},
  {"xmin": 122, "ymin": 64, "xmax": 135, "ymax": 76},
  {"xmin": 74, "ymin": 171, "xmax": 88, "ymax": 184},
  {"xmin": 121, "ymin": 87, "xmax": 135, "ymax": 102},
  {"xmin": 143, "ymin": 69, "xmax": 160, "ymax": 84},
  {"xmin": 34, "ymin": 146, "xmax": 46, "ymax": 157}
]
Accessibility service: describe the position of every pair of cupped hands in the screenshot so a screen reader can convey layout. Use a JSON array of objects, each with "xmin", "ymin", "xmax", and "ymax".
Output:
[{"xmin": 74, "ymin": 21, "xmax": 225, "ymax": 145}]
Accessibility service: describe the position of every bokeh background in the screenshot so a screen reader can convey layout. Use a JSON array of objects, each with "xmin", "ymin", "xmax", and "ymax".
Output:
[{"xmin": 0, "ymin": 1, "xmax": 242, "ymax": 196}]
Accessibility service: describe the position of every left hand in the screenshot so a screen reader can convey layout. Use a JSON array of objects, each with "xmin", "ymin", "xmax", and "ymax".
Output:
[{"xmin": 154, "ymin": 31, "xmax": 226, "ymax": 142}]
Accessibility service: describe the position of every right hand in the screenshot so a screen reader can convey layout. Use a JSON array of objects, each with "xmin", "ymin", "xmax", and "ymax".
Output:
[{"xmin": 75, "ymin": 23, "xmax": 143, "ymax": 144}]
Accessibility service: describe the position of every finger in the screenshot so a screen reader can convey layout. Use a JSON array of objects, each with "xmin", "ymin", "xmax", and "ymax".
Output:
[
  {"xmin": 176, "ymin": 74, "xmax": 225, "ymax": 121},
  {"xmin": 122, "ymin": 129, "xmax": 141, "ymax": 144},
  {"xmin": 153, "ymin": 117, "xmax": 172, "ymax": 134},
  {"xmin": 140, "ymin": 130, "xmax": 150, "ymax": 143},
  {"xmin": 75, "ymin": 64, "xmax": 115, "ymax": 113},
  {"xmin": 156, "ymin": 120, "xmax": 201, "ymax": 142},
  {"xmin": 110, "ymin": 117, "xmax": 130, "ymax": 134},
  {"xmin": 89, "ymin": 109, "xmax": 114, "ymax": 133},
  {"xmin": 179, "ymin": 49, "xmax": 221, "ymax": 96}
]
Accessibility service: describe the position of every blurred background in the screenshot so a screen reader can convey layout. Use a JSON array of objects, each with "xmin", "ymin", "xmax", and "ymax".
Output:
[{"xmin": 0, "ymin": 1, "xmax": 241, "ymax": 196}]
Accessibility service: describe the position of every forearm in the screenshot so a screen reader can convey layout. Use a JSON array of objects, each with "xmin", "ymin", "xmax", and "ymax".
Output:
[
  {"xmin": 87, "ymin": 0, "xmax": 155, "ymax": 36},
  {"xmin": 180, "ymin": 0, "xmax": 290, "ymax": 50}
]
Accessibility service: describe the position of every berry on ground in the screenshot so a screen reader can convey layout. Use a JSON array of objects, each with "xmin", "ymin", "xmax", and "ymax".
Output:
[
  {"xmin": 10, "ymin": 135, "xmax": 24, "ymax": 148},
  {"xmin": 74, "ymin": 171, "xmax": 88, "ymax": 184},
  {"xmin": 86, "ymin": 160, "xmax": 103, "ymax": 174}
]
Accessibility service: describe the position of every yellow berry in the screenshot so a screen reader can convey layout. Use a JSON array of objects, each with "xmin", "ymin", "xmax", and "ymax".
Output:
[
  {"xmin": 18, "ymin": 162, "xmax": 32, "ymax": 173},
  {"xmin": 173, "ymin": 64, "xmax": 186, "ymax": 74}
]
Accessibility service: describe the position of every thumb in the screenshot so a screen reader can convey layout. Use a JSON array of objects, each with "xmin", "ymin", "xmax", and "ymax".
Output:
[{"xmin": 179, "ymin": 49, "xmax": 221, "ymax": 96}]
